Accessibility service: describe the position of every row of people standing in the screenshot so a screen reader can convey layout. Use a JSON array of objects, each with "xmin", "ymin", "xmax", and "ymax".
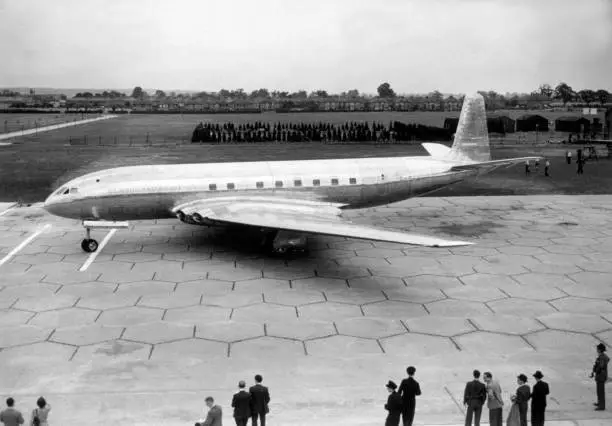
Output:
[{"xmin": 384, "ymin": 343, "xmax": 609, "ymax": 426}]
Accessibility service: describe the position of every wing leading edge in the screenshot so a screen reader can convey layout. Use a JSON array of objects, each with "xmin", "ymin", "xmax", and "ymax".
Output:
[{"xmin": 173, "ymin": 198, "xmax": 473, "ymax": 248}]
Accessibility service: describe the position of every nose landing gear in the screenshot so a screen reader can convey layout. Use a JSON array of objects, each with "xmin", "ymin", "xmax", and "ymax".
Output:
[
  {"xmin": 80, "ymin": 220, "xmax": 129, "ymax": 253},
  {"xmin": 81, "ymin": 238, "xmax": 99, "ymax": 253}
]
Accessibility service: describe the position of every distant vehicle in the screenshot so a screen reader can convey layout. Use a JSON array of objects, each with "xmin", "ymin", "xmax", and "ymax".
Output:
[
  {"xmin": 44, "ymin": 94, "xmax": 541, "ymax": 254},
  {"xmin": 546, "ymin": 137, "xmax": 566, "ymax": 144}
]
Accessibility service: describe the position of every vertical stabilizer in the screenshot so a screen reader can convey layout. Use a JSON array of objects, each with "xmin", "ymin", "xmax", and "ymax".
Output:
[{"xmin": 447, "ymin": 93, "xmax": 491, "ymax": 163}]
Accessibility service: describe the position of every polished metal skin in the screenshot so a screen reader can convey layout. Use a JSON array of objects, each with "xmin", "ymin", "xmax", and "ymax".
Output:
[{"xmin": 43, "ymin": 94, "xmax": 541, "ymax": 252}]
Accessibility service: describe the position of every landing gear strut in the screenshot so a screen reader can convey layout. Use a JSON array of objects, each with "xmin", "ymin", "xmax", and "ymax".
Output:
[{"xmin": 81, "ymin": 225, "xmax": 98, "ymax": 253}]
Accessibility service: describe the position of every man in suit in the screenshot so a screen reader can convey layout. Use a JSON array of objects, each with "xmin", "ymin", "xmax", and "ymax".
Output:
[
  {"xmin": 249, "ymin": 374, "xmax": 270, "ymax": 426},
  {"xmin": 398, "ymin": 366, "xmax": 421, "ymax": 426},
  {"xmin": 483, "ymin": 372, "xmax": 503, "ymax": 426},
  {"xmin": 231, "ymin": 381, "xmax": 251, "ymax": 426},
  {"xmin": 463, "ymin": 370, "xmax": 487, "ymax": 426},
  {"xmin": 385, "ymin": 380, "xmax": 403, "ymax": 426},
  {"xmin": 512, "ymin": 374, "xmax": 531, "ymax": 426},
  {"xmin": 196, "ymin": 397, "xmax": 222, "ymax": 426},
  {"xmin": 531, "ymin": 371, "xmax": 549, "ymax": 426},
  {"xmin": 591, "ymin": 343, "xmax": 610, "ymax": 410},
  {"xmin": 0, "ymin": 397, "xmax": 24, "ymax": 426}
]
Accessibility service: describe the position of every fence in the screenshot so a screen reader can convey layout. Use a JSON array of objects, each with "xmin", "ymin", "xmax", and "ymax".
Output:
[{"xmin": 0, "ymin": 115, "xmax": 115, "ymax": 140}]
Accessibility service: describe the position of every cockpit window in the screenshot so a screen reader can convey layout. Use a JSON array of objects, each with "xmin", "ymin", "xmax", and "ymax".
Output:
[
  {"xmin": 69, "ymin": 188, "xmax": 79, "ymax": 194},
  {"xmin": 54, "ymin": 187, "xmax": 67, "ymax": 196}
]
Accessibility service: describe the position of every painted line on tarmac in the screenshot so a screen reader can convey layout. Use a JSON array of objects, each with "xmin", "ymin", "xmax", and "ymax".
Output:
[
  {"xmin": 0, "ymin": 203, "xmax": 18, "ymax": 217},
  {"xmin": 79, "ymin": 229, "xmax": 117, "ymax": 272},
  {"xmin": 0, "ymin": 224, "xmax": 52, "ymax": 266}
]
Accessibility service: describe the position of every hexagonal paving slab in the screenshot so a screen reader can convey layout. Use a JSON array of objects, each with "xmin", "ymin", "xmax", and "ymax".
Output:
[
  {"xmin": 266, "ymin": 319, "xmax": 336, "ymax": 341},
  {"xmin": 404, "ymin": 316, "xmax": 476, "ymax": 336},
  {"xmin": 234, "ymin": 278, "xmax": 290, "ymax": 293},
  {"xmin": 231, "ymin": 336, "xmax": 305, "ymax": 357},
  {"xmin": 0, "ymin": 309, "xmax": 35, "ymax": 326},
  {"xmin": 550, "ymin": 297, "xmax": 612, "ymax": 314},
  {"xmin": 298, "ymin": 302, "xmax": 363, "ymax": 320},
  {"xmin": 0, "ymin": 342, "xmax": 76, "ymax": 364},
  {"xmin": 56, "ymin": 282, "xmax": 118, "ymax": 297},
  {"xmin": 164, "ymin": 305, "xmax": 230, "ymax": 324},
  {"xmin": 488, "ymin": 299, "xmax": 557, "ymax": 316},
  {"xmin": 122, "ymin": 321, "xmax": 193, "ymax": 344},
  {"xmin": 28, "ymin": 307, "xmax": 99, "ymax": 328},
  {"xmin": 335, "ymin": 317, "xmax": 406, "ymax": 339},
  {"xmin": 71, "ymin": 339, "xmax": 152, "ymax": 362},
  {"xmin": 444, "ymin": 285, "xmax": 507, "ymax": 302},
  {"xmin": 324, "ymin": 288, "xmax": 387, "ymax": 305},
  {"xmin": 403, "ymin": 275, "xmax": 463, "ymax": 290},
  {"xmin": 51, "ymin": 324, "xmax": 124, "ymax": 346},
  {"xmin": 77, "ymin": 294, "xmax": 140, "ymax": 310},
  {"xmin": 96, "ymin": 306, "xmax": 164, "ymax": 326},
  {"xmin": 470, "ymin": 315, "xmax": 546, "ymax": 335},
  {"xmin": 114, "ymin": 280, "xmax": 176, "ymax": 296},
  {"xmin": 362, "ymin": 300, "xmax": 428, "ymax": 318},
  {"xmin": 202, "ymin": 293, "xmax": 263, "ymax": 308},
  {"xmin": 525, "ymin": 329, "xmax": 602, "ymax": 353},
  {"xmin": 384, "ymin": 287, "xmax": 446, "ymax": 304},
  {"xmin": 537, "ymin": 312, "xmax": 612, "ymax": 334},
  {"xmin": 13, "ymin": 295, "xmax": 78, "ymax": 312},
  {"xmin": 307, "ymin": 335, "xmax": 382, "ymax": 356},
  {"xmin": 174, "ymin": 279, "xmax": 233, "ymax": 296},
  {"xmin": 263, "ymin": 289, "xmax": 325, "ymax": 306},
  {"xmin": 151, "ymin": 338, "xmax": 228, "ymax": 360},
  {"xmin": 138, "ymin": 292, "xmax": 200, "ymax": 309},
  {"xmin": 426, "ymin": 299, "xmax": 493, "ymax": 316},
  {"xmin": 0, "ymin": 325, "xmax": 53, "ymax": 348},
  {"xmin": 232, "ymin": 303, "xmax": 297, "ymax": 322},
  {"xmin": 380, "ymin": 333, "xmax": 458, "ymax": 356},
  {"xmin": 196, "ymin": 321, "xmax": 264, "ymax": 342},
  {"xmin": 454, "ymin": 332, "xmax": 534, "ymax": 355}
]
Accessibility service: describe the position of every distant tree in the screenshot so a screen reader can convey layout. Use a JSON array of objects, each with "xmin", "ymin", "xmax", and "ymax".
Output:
[
  {"xmin": 131, "ymin": 86, "xmax": 144, "ymax": 99},
  {"xmin": 538, "ymin": 84, "xmax": 553, "ymax": 98},
  {"xmin": 553, "ymin": 82, "xmax": 574, "ymax": 106},
  {"xmin": 377, "ymin": 82, "xmax": 396, "ymax": 98},
  {"xmin": 230, "ymin": 89, "xmax": 247, "ymax": 99},
  {"xmin": 169, "ymin": 91, "xmax": 177, "ymax": 98},
  {"xmin": 290, "ymin": 90, "xmax": 307, "ymax": 99},
  {"xmin": 60, "ymin": 94, "xmax": 67, "ymax": 100},
  {"xmin": 596, "ymin": 89, "xmax": 610, "ymax": 106},
  {"xmin": 249, "ymin": 88, "xmax": 270, "ymax": 99},
  {"xmin": 578, "ymin": 89, "xmax": 596, "ymax": 106},
  {"xmin": 155, "ymin": 90, "xmax": 166, "ymax": 99},
  {"xmin": 315, "ymin": 90, "xmax": 328, "ymax": 97},
  {"xmin": 82, "ymin": 92, "xmax": 94, "ymax": 98},
  {"xmin": 218, "ymin": 89, "xmax": 231, "ymax": 99},
  {"xmin": 278, "ymin": 91, "xmax": 289, "ymax": 98},
  {"xmin": 346, "ymin": 89, "xmax": 360, "ymax": 98}
]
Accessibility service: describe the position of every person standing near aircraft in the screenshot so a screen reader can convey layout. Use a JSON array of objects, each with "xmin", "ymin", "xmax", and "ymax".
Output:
[
  {"xmin": 530, "ymin": 371, "xmax": 549, "ymax": 426},
  {"xmin": 398, "ymin": 366, "xmax": 421, "ymax": 426},
  {"xmin": 483, "ymin": 372, "xmax": 503, "ymax": 426},
  {"xmin": 249, "ymin": 374, "xmax": 270, "ymax": 426},
  {"xmin": 231, "ymin": 381, "xmax": 251, "ymax": 426},
  {"xmin": 463, "ymin": 370, "xmax": 487, "ymax": 426},
  {"xmin": 511, "ymin": 374, "xmax": 530, "ymax": 426},
  {"xmin": 592, "ymin": 343, "xmax": 609, "ymax": 410},
  {"xmin": 384, "ymin": 381, "xmax": 403, "ymax": 426}
]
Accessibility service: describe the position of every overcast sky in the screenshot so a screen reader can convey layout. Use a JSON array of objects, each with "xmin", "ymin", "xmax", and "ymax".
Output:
[{"xmin": 1, "ymin": 0, "xmax": 611, "ymax": 94}]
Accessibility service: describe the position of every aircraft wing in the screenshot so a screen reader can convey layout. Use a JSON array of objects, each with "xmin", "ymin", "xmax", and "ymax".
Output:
[{"xmin": 173, "ymin": 198, "xmax": 472, "ymax": 247}]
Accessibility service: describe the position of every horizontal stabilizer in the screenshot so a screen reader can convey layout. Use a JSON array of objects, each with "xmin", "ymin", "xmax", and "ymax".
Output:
[
  {"xmin": 422, "ymin": 143, "xmax": 452, "ymax": 159},
  {"xmin": 450, "ymin": 156, "xmax": 544, "ymax": 171}
]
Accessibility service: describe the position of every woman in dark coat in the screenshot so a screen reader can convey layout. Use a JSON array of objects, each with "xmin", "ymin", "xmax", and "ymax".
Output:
[{"xmin": 385, "ymin": 380, "xmax": 403, "ymax": 426}]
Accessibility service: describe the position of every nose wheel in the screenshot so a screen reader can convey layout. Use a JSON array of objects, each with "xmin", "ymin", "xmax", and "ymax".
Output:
[{"xmin": 81, "ymin": 238, "xmax": 99, "ymax": 253}]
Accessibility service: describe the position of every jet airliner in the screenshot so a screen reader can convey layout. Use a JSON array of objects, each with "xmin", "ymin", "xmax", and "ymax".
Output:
[{"xmin": 44, "ymin": 94, "xmax": 541, "ymax": 253}]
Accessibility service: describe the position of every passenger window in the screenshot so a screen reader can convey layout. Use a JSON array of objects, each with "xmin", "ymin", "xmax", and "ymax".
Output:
[
  {"xmin": 313, "ymin": 179, "xmax": 320, "ymax": 186},
  {"xmin": 331, "ymin": 178, "xmax": 339, "ymax": 185},
  {"xmin": 275, "ymin": 181, "xmax": 283, "ymax": 188},
  {"xmin": 256, "ymin": 181, "xmax": 264, "ymax": 189},
  {"xmin": 349, "ymin": 178, "xmax": 357, "ymax": 184},
  {"xmin": 209, "ymin": 184, "xmax": 217, "ymax": 191},
  {"xmin": 294, "ymin": 179, "xmax": 302, "ymax": 187},
  {"xmin": 227, "ymin": 183, "xmax": 235, "ymax": 190}
]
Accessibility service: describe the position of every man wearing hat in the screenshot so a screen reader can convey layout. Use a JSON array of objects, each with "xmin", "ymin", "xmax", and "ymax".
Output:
[
  {"xmin": 511, "ymin": 374, "xmax": 531, "ymax": 426},
  {"xmin": 531, "ymin": 371, "xmax": 549, "ymax": 426},
  {"xmin": 384, "ymin": 380, "xmax": 403, "ymax": 426},
  {"xmin": 591, "ymin": 343, "xmax": 610, "ymax": 410}
]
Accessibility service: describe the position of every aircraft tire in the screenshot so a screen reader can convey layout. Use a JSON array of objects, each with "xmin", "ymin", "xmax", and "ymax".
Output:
[{"xmin": 81, "ymin": 238, "xmax": 99, "ymax": 253}]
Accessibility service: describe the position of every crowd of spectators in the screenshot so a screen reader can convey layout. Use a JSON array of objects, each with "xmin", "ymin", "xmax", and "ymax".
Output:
[{"xmin": 191, "ymin": 120, "xmax": 452, "ymax": 143}]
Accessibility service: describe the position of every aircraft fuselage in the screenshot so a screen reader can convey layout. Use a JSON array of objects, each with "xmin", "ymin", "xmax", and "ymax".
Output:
[{"xmin": 44, "ymin": 156, "xmax": 476, "ymax": 221}]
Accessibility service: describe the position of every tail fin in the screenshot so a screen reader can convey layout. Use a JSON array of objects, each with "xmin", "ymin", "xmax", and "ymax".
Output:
[{"xmin": 423, "ymin": 93, "xmax": 491, "ymax": 164}]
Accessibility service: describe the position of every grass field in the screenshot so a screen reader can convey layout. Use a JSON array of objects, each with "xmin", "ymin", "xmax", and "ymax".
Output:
[
  {"xmin": 0, "ymin": 110, "xmax": 610, "ymax": 203},
  {"xmin": 0, "ymin": 113, "xmax": 104, "ymax": 134}
]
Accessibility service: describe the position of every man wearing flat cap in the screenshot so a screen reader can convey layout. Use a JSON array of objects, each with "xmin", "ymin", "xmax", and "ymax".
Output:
[
  {"xmin": 591, "ymin": 343, "xmax": 609, "ymax": 410},
  {"xmin": 511, "ymin": 374, "xmax": 531, "ymax": 426},
  {"xmin": 531, "ymin": 371, "xmax": 549, "ymax": 426},
  {"xmin": 385, "ymin": 380, "xmax": 403, "ymax": 426}
]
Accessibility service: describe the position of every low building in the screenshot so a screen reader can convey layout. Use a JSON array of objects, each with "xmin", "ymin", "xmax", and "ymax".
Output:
[
  {"xmin": 516, "ymin": 114, "xmax": 549, "ymax": 132},
  {"xmin": 487, "ymin": 115, "xmax": 515, "ymax": 134},
  {"xmin": 555, "ymin": 116, "xmax": 591, "ymax": 134}
]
